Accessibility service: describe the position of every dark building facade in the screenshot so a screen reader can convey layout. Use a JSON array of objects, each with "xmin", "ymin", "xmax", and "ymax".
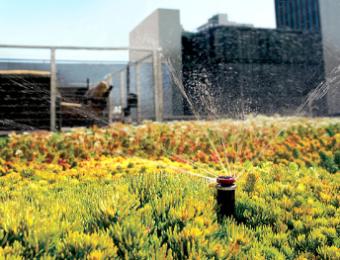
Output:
[
  {"xmin": 275, "ymin": 0, "xmax": 340, "ymax": 116},
  {"xmin": 275, "ymin": 0, "xmax": 321, "ymax": 32},
  {"xmin": 182, "ymin": 26, "xmax": 326, "ymax": 117}
]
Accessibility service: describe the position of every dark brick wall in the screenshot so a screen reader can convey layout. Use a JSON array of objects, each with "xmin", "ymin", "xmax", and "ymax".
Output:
[{"xmin": 182, "ymin": 26, "xmax": 326, "ymax": 117}]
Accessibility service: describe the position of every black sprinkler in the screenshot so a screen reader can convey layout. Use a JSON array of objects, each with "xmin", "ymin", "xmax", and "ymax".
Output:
[{"xmin": 216, "ymin": 176, "xmax": 236, "ymax": 218}]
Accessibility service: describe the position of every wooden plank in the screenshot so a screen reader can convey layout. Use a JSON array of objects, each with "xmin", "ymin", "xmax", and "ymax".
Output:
[
  {"xmin": 0, "ymin": 70, "xmax": 50, "ymax": 76},
  {"xmin": 61, "ymin": 102, "xmax": 82, "ymax": 108}
]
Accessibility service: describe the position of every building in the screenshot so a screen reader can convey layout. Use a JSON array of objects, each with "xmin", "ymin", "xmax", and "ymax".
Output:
[
  {"xmin": 129, "ymin": 9, "xmax": 327, "ymax": 118},
  {"xmin": 1, "ymin": 7, "xmax": 336, "ymax": 126},
  {"xmin": 182, "ymin": 25, "xmax": 325, "ymax": 117},
  {"xmin": 129, "ymin": 9, "xmax": 184, "ymax": 119},
  {"xmin": 275, "ymin": 0, "xmax": 340, "ymax": 115},
  {"xmin": 275, "ymin": 0, "xmax": 321, "ymax": 32},
  {"xmin": 198, "ymin": 14, "xmax": 253, "ymax": 32}
]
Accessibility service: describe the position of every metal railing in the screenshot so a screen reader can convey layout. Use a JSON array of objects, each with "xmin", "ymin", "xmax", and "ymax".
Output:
[{"xmin": 0, "ymin": 44, "xmax": 164, "ymax": 131}]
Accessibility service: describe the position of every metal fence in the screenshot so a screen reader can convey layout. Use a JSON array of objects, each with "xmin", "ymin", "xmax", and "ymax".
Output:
[{"xmin": 0, "ymin": 44, "xmax": 165, "ymax": 132}]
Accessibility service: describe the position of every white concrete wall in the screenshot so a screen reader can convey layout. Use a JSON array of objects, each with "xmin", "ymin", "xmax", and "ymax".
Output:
[
  {"xmin": 319, "ymin": 0, "xmax": 340, "ymax": 115},
  {"xmin": 129, "ymin": 9, "xmax": 184, "ymax": 118},
  {"xmin": 129, "ymin": 10, "xmax": 161, "ymax": 61},
  {"xmin": 129, "ymin": 9, "xmax": 182, "ymax": 62}
]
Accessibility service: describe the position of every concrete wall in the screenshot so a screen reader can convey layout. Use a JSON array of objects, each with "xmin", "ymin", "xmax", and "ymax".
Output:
[
  {"xmin": 129, "ymin": 9, "xmax": 182, "ymax": 62},
  {"xmin": 129, "ymin": 9, "xmax": 184, "ymax": 118},
  {"xmin": 319, "ymin": 0, "xmax": 340, "ymax": 115}
]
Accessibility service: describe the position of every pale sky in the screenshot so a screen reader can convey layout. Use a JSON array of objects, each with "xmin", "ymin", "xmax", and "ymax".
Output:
[{"xmin": 0, "ymin": 0, "xmax": 275, "ymax": 60}]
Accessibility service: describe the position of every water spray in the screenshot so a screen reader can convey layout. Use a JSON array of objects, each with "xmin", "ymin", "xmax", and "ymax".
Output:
[{"xmin": 216, "ymin": 176, "xmax": 236, "ymax": 218}]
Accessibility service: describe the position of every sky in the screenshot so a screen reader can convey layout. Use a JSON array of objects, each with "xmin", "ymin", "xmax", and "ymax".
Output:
[{"xmin": 0, "ymin": 0, "xmax": 275, "ymax": 60}]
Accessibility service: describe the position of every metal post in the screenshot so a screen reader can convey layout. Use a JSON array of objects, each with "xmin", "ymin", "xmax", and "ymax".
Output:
[
  {"xmin": 126, "ymin": 64, "xmax": 130, "ymax": 94},
  {"xmin": 107, "ymin": 75, "xmax": 113, "ymax": 124},
  {"xmin": 136, "ymin": 62, "xmax": 142, "ymax": 123},
  {"xmin": 153, "ymin": 50, "xmax": 164, "ymax": 121},
  {"xmin": 50, "ymin": 48, "xmax": 57, "ymax": 131},
  {"xmin": 120, "ymin": 70, "xmax": 127, "ymax": 120}
]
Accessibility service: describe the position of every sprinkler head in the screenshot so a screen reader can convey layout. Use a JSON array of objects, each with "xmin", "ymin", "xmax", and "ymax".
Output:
[
  {"xmin": 217, "ymin": 176, "xmax": 236, "ymax": 187},
  {"xmin": 216, "ymin": 176, "xmax": 236, "ymax": 219}
]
